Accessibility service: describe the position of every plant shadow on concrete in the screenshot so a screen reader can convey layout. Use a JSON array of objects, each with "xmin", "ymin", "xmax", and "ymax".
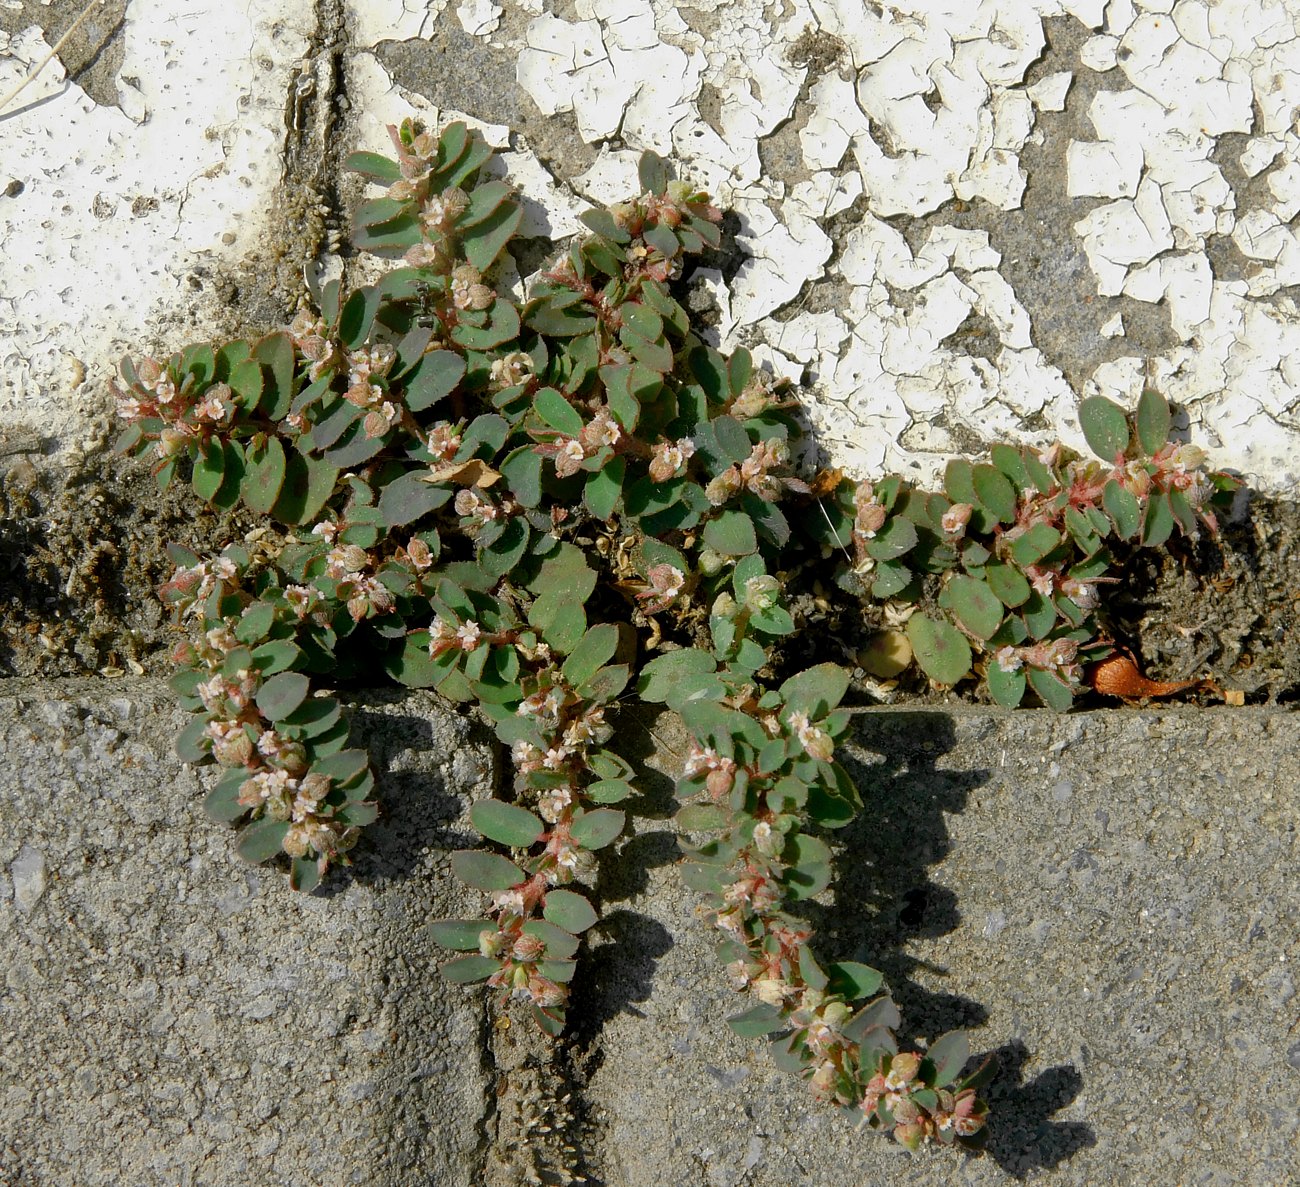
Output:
[{"xmin": 108, "ymin": 118, "xmax": 1242, "ymax": 1153}]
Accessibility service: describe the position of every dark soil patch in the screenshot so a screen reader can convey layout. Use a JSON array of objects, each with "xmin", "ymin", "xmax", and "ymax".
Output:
[{"xmin": 1, "ymin": 442, "xmax": 1296, "ymax": 705}]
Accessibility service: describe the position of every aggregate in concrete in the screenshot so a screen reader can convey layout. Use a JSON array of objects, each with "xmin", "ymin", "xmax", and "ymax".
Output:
[
  {"xmin": 2, "ymin": 682, "xmax": 1296, "ymax": 1185},
  {"xmin": 584, "ymin": 706, "xmax": 1300, "ymax": 1185},
  {"xmin": 0, "ymin": 680, "xmax": 497, "ymax": 1187}
]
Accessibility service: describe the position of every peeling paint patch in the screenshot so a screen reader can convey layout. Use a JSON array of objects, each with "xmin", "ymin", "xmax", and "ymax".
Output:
[{"xmin": 0, "ymin": 3, "xmax": 313, "ymax": 438}]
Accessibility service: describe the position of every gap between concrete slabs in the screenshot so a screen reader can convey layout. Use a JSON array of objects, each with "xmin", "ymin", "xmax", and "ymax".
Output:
[{"xmin": 1, "ymin": 680, "xmax": 1296, "ymax": 1186}]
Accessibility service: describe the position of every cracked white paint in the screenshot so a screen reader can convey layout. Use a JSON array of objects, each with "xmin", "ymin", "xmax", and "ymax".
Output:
[
  {"xmin": 0, "ymin": 3, "xmax": 313, "ymax": 438},
  {"xmin": 1027, "ymin": 70, "xmax": 1072, "ymax": 111},
  {"xmin": 500, "ymin": 0, "xmax": 1300, "ymax": 487},
  {"xmin": 2, "ymin": 0, "xmax": 1298, "ymax": 494}
]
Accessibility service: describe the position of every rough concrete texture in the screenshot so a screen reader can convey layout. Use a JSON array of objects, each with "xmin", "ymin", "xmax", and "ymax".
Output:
[
  {"xmin": 0, "ymin": 680, "xmax": 497, "ymax": 1187},
  {"xmin": 3, "ymin": 684, "xmax": 1297, "ymax": 1185}
]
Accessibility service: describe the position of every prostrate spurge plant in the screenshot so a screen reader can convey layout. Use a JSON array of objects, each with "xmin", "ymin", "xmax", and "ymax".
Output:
[{"xmin": 113, "ymin": 119, "xmax": 1236, "ymax": 1150}]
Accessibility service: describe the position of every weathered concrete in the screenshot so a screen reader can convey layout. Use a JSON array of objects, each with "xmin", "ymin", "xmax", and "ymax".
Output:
[
  {"xmin": 0, "ymin": 680, "xmax": 497, "ymax": 1187},
  {"xmin": 2, "ymin": 682, "xmax": 1296, "ymax": 1185},
  {"xmin": 586, "ymin": 706, "xmax": 1300, "ymax": 1185}
]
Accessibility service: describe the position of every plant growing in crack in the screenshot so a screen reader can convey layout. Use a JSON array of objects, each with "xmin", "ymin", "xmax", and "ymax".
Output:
[{"xmin": 112, "ymin": 118, "xmax": 1237, "ymax": 1150}]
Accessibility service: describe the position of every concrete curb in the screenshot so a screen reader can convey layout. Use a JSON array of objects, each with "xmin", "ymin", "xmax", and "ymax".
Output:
[{"xmin": 2, "ymin": 681, "xmax": 1296, "ymax": 1184}]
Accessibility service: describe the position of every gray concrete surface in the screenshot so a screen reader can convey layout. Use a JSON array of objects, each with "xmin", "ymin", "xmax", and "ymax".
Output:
[
  {"xmin": 0, "ymin": 680, "xmax": 497, "ymax": 1187},
  {"xmin": 2, "ymin": 682, "xmax": 1296, "ymax": 1185}
]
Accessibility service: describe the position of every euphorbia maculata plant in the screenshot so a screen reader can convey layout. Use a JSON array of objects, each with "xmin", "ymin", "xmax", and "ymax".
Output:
[{"xmin": 112, "ymin": 117, "xmax": 1237, "ymax": 1149}]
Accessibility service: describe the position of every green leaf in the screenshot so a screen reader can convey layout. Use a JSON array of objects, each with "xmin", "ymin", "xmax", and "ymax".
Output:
[
  {"xmin": 290, "ymin": 857, "xmax": 322, "ymax": 893},
  {"xmin": 638, "ymin": 150, "xmax": 668, "ymax": 194},
  {"xmin": 989, "ymin": 443, "xmax": 1030, "ymax": 489},
  {"xmin": 479, "ymin": 517, "xmax": 530, "ymax": 580},
  {"xmin": 622, "ymin": 302, "xmax": 664, "ymax": 344},
  {"xmin": 562, "ymin": 623, "xmax": 620, "ymax": 688},
  {"xmin": 353, "ymin": 204, "xmax": 421, "ymax": 254},
  {"xmin": 972, "ymin": 464, "xmax": 1017, "ymax": 524},
  {"xmin": 984, "ymin": 560, "xmax": 1031, "ymax": 607},
  {"xmin": 541, "ymin": 602, "xmax": 587, "ymax": 654},
  {"xmin": 345, "ymin": 150, "xmax": 402, "ymax": 184},
  {"xmin": 252, "ymin": 640, "xmax": 302, "ymax": 675},
  {"xmin": 180, "ymin": 343, "xmax": 215, "ymax": 386},
  {"xmin": 844, "ymin": 996, "xmax": 902, "ymax": 1045},
  {"xmin": 1079, "ymin": 395, "xmax": 1130, "ymax": 462},
  {"xmin": 1010, "ymin": 522, "xmax": 1062, "ymax": 567},
  {"xmin": 235, "ymin": 602, "xmax": 275, "ymax": 644},
  {"xmin": 379, "ymin": 471, "xmax": 452, "ymax": 527},
  {"xmin": 405, "ymin": 350, "xmax": 466, "ymax": 412},
  {"xmin": 643, "ymin": 221, "xmax": 679, "ymax": 260},
  {"xmin": 272, "ymin": 451, "xmax": 339, "ymax": 526},
  {"xmin": 1142, "ymin": 490, "xmax": 1175, "ymax": 547},
  {"xmin": 228, "ymin": 357, "xmax": 264, "ymax": 413},
  {"xmin": 255, "ymin": 671, "xmax": 311, "ymax": 721},
  {"xmin": 236, "ymin": 819, "xmax": 290, "ymax": 864},
  {"xmin": 440, "ymin": 954, "xmax": 501, "ymax": 984},
  {"xmin": 428, "ymin": 919, "xmax": 492, "ymax": 951},
  {"xmin": 311, "ymin": 749, "xmax": 370, "ymax": 787},
  {"xmin": 534, "ymin": 386, "xmax": 585, "ymax": 437},
  {"xmin": 871, "ymin": 560, "xmax": 913, "ymax": 599},
  {"xmin": 906, "ymin": 613, "xmax": 973, "ymax": 685},
  {"xmin": 192, "ymin": 438, "xmax": 225, "ymax": 502},
  {"xmin": 827, "ymin": 961, "xmax": 884, "ymax": 1002},
  {"xmin": 621, "ymin": 326, "xmax": 674, "ymax": 373},
  {"xmin": 524, "ymin": 290, "xmax": 598, "ymax": 337},
  {"xmin": 985, "ymin": 660, "xmax": 1026, "ymax": 707},
  {"xmin": 516, "ymin": 921, "xmax": 576, "ymax": 961},
  {"xmin": 930, "ymin": 1029, "xmax": 972, "ymax": 1081},
  {"xmin": 727, "ymin": 1004, "xmax": 785, "ymax": 1038},
  {"xmin": 459, "ymin": 179, "xmax": 513, "ymax": 227},
  {"xmin": 470, "ymin": 800, "xmax": 545, "ymax": 848},
  {"xmin": 253, "ymin": 332, "xmax": 297, "ymax": 421},
  {"xmin": 569, "ymin": 808, "xmax": 625, "ymax": 850},
  {"xmin": 1021, "ymin": 447, "xmax": 1056, "ymax": 493},
  {"xmin": 864, "ymin": 515, "xmax": 918, "ymax": 561},
  {"xmin": 584, "ymin": 457, "xmax": 624, "ymax": 520},
  {"xmin": 451, "ymin": 298, "xmax": 520, "ymax": 351},
  {"xmin": 543, "ymin": 888, "xmax": 598, "ymax": 933},
  {"xmin": 1020, "ymin": 591, "xmax": 1058, "ymax": 640},
  {"xmin": 728, "ymin": 347, "xmax": 752, "ymax": 398},
  {"xmin": 941, "ymin": 575, "xmax": 1004, "ymax": 640},
  {"xmin": 1102, "ymin": 480, "xmax": 1142, "ymax": 539},
  {"xmin": 585, "ymin": 779, "xmax": 634, "ymax": 804},
  {"xmin": 303, "ymin": 399, "xmax": 362, "ymax": 451},
  {"xmin": 323, "ymin": 422, "xmax": 387, "ymax": 469},
  {"xmin": 779, "ymin": 663, "xmax": 851, "ymax": 720},
  {"xmin": 464, "ymin": 200, "xmax": 524, "ymax": 271},
  {"xmin": 204, "ymin": 768, "xmax": 250, "ymax": 823},
  {"xmin": 451, "ymin": 849, "xmax": 525, "ymax": 892},
  {"xmin": 638, "ymin": 649, "xmax": 716, "ymax": 703},
  {"xmin": 1028, "ymin": 666, "xmax": 1075, "ymax": 711},
  {"xmin": 783, "ymin": 833, "xmax": 833, "ymax": 899},
  {"xmin": 675, "ymin": 803, "xmax": 730, "ymax": 831},
  {"xmin": 242, "ymin": 436, "xmax": 288, "ymax": 515},
  {"xmin": 531, "ymin": 1004, "xmax": 566, "ymax": 1036},
  {"xmin": 579, "ymin": 207, "xmax": 632, "ymax": 243},
  {"xmin": 500, "ymin": 445, "xmax": 543, "ymax": 508},
  {"xmin": 1138, "ymin": 392, "xmax": 1180, "ymax": 460},
  {"xmin": 703, "ymin": 510, "xmax": 758, "ymax": 557},
  {"xmin": 339, "ymin": 286, "xmax": 381, "ymax": 349},
  {"xmin": 1135, "ymin": 389, "xmax": 1172, "ymax": 455}
]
